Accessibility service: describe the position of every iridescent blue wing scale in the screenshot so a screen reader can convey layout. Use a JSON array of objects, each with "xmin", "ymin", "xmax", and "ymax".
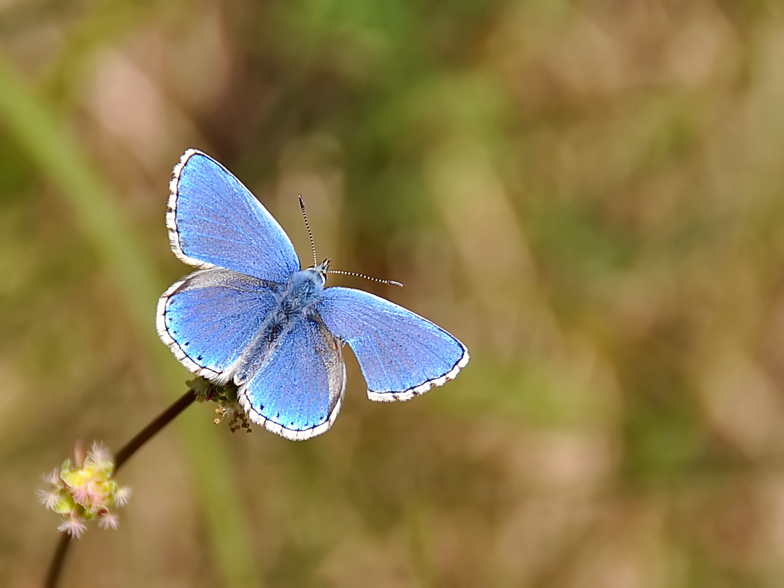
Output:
[
  {"xmin": 168, "ymin": 149, "xmax": 300, "ymax": 282},
  {"xmin": 316, "ymin": 287, "xmax": 469, "ymax": 401},
  {"xmin": 156, "ymin": 268, "xmax": 281, "ymax": 382},
  {"xmin": 237, "ymin": 315, "xmax": 346, "ymax": 441}
]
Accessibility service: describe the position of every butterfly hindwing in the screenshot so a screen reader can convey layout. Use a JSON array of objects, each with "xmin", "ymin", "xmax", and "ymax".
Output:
[
  {"xmin": 237, "ymin": 313, "xmax": 346, "ymax": 441},
  {"xmin": 168, "ymin": 150, "xmax": 301, "ymax": 282},
  {"xmin": 316, "ymin": 287, "xmax": 469, "ymax": 401},
  {"xmin": 157, "ymin": 267, "xmax": 281, "ymax": 381}
]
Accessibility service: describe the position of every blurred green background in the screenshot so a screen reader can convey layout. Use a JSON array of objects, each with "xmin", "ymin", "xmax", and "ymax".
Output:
[{"xmin": 4, "ymin": 0, "xmax": 784, "ymax": 586}]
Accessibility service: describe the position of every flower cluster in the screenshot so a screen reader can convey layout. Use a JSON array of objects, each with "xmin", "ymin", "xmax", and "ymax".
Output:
[
  {"xmin": 37, "ymin": 442, "xmax": 131, "ymax": 538},
  {"xmin": 190, "ymin": 377, "xmax": 253, "ymax": 433}
]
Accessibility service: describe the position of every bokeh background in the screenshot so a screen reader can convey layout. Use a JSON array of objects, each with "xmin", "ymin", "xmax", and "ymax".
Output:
[{"xmin": 3, "ymin": 0, "xmax": 784, "ymax": 586}]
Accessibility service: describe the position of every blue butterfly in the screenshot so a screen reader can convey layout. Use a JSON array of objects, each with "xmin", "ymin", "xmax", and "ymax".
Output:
[{"xmin": 156, "ymin": 149, "xmax": 469, "ymax": 440}]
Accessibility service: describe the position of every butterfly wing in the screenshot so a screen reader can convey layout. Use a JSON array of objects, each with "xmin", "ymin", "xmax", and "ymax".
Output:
[
  {"xmin": 237, "ymin": 314, "xmax": 346, "ymax": 441},
  {"xmin": 168, "ymin": 149, "xmax": 300, "ymax": 282},
  {"xmin": 157, "ymin": 267, "xmax": 281, "ymax": 382},
  {"xmin": 317, "ymin": 287, "xmax": 469, "ymax": 401}
]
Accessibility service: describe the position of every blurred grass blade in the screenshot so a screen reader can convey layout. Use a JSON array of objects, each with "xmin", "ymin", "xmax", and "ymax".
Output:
[{"xmin": 0, "ymin": 57, "xmax": 259, "ymax": 587}]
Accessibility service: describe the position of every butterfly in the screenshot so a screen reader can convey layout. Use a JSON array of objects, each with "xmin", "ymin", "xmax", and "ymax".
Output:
[{"xmin": 156, "ymin": 149, "xmax": 469, "ymax": 440}]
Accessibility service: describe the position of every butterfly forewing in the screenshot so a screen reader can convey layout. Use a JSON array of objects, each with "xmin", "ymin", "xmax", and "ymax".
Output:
[{"xmin": 169, "ymin": 150, "xmax": 301, "ymax": 282}]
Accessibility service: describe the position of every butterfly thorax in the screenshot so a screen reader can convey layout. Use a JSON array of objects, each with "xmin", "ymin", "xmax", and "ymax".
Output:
[
  {"xmin": 278, "ymin": 266, "xmax": 326, "ymax": 317},
  {"xmin": 229, "ymin": 265, "xmax": 327, "ymax": 386}
]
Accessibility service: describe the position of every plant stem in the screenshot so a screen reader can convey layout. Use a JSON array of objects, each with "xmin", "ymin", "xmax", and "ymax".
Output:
[
  {"xmin": 44, "ymin": 388, "xmax": 199, "ymax": 588},
  {"xmin": 115, "ymin": 388, "xmax": 198, "ymax": 469},
  {"xmin": 44, "ymin": 533, "xmax": 71, "ymax": 588}
]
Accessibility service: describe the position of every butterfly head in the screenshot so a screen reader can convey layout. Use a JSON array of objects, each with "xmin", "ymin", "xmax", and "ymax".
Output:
[{"xmin": 314, "ymin": 258, "xmax": 331, "ymax": 284}]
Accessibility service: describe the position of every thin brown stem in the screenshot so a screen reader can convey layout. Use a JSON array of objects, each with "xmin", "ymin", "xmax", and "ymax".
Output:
[
  {"xmin": 115, "ymin": 388, "xmax": 197, "ymax": 469},
  {"xmin": 44, "ymin": 387, "xmax": 199, "ymax": 588},
  {"xmin": 44, "ymin": 533, "xmax": 71, "ymax": 588}
]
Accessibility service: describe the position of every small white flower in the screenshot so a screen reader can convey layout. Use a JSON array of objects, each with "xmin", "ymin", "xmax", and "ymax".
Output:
[
  {"xmin": 114, "ymin": 486, "xmax": 132, "ymax": 507},
  {"xmin": 88, "ymin": 442, "xmax": 113, "ymax": 470},
  {"xmin": 98, "ymin": 513, "xmax": 119, "ymax": 530},
  {"xmin": 71, "ymin": 482, "xmax": 93, "ymax": 506},
  {"xmin": 36, "ymin": 488, "xmax": 61, "ymax": 510},
  {"xmin": 42, "ymin": 468, "xmax": 60, "ymax": 486},
  {"xmin": 58, "ymin": 515, "xmax": 87, "ymax": 538}
]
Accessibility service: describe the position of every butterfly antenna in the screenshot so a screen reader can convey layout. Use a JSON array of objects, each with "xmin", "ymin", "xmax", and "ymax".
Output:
[
  {"xmin": 328, "ymin": 269, "xmax": 404, "ymax": 288},
  {"xmin": 298, "ymin": 194, "xmax": 318, "ymax": 267}
]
